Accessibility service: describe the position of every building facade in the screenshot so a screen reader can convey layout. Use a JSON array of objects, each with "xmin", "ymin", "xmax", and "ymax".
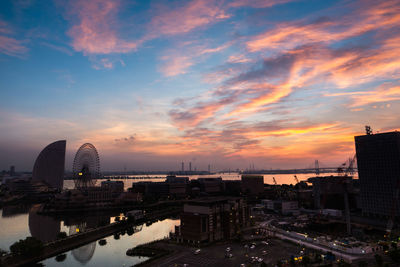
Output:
[
  {"xmin": 355, "ymin": 131, "xmax": 400, "ymax": 217},
  {"xmin": 32, "ymin": 140, "xmax": 66, "ymax": 190},
  {"xmin": 241, "ymin": 175, "xmax": 264, "ymax": 195},
  {"xmin": 175, "ymin": 197, "xmax": 249, "ymax": 244}
]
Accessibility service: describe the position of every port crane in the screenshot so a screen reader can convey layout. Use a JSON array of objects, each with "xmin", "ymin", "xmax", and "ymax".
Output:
[
  {"xmin": 294, "ymin": 175, "xmax": 299, "ymax": 184},
  {"xmin": 337, "ymin": 155, "xmax": 356, "ymax": 176}
]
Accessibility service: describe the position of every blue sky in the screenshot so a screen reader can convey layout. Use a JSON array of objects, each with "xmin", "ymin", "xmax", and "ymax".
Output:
[{"xmin": 1, "ymin": 0, "xmax": 400, "ymax": 171}]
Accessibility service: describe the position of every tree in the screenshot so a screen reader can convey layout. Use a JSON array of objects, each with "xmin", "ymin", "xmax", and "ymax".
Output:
[
  {"xmin": 10, "ymin": 237, "xmax": 43, "ymax": 258},
  {"xmin": 55, "ymin": 254, "xmax": 67, "ymax": 262},
  {"xmin": 0, "ymin": 248, "xmax": 7, "ymax": 257}
]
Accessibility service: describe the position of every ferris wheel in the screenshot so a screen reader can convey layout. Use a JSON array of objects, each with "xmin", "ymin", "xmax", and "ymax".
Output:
[{"xmin": 72, "ymin": 143, "xmax": 100, "ymax": 189}]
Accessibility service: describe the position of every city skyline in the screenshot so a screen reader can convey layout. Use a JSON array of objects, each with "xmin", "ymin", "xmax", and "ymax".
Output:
[{"xmin": 1, "ymin": 0, "xmax": 400, "ymax": 171}]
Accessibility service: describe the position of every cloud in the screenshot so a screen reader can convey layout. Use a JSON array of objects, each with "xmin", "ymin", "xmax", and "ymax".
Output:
[
  {"xmin": 229, "ymin": 0, "xmax": 295, "ymax": 8},
  {"xmin": 0, "ymin": 20, "xmax": 28, "ymax": 57},
  {"xmin": 159, "ymin": 55, "xmax": 194, "ymax": 77},
  {"xmin": 246, "ymin": 0, "xmax": 400, "ymax": 53},
  {"xmin": 326, "ymin": 84, "xmax": 400, "ymax": 108},
  {"xmin": 67, "ymin": 0, "xmax": 138, "ymax": 55},
  {"xmin": 41, "ymin": 42, "xmax": 74, "ymax": 56},
  {"xmin": 159, "ymin": 42, "xmax": 231, "ymax": 77},
  {"xmin": 146, "ymin": 0, "xmax": 230, "ymax": 39}
]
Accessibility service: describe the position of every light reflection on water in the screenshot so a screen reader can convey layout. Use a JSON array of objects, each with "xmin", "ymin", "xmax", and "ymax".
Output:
[
  {"xmin": 0, "ymin": 206, "xmax": 179, "ymax": 266},
  {"xmin": 41, "ymin": 218, "xmax": 180, "ymax": 267}
]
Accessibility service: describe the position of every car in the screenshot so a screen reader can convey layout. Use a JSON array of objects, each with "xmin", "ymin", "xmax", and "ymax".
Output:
[
  {"xmin": 258, "ymin": 258, "xmax": 263, "ymax": 262},
  {"xmin": 261, "ymin": 241, "xmax": 269, "ymax": 245},
  {"xmin": 194, "ymin": 249, "xmax": 201, "ymax": 255},
  {"xmin": 226, "ymin": 247, "xmax": 231, "ymax": 252},
  {"xmin": 262, "ymin": 250, "xmax": 267, "ymax": 255},
  {"xmin": 250, "ymin": 245, "xmax": 256, "ymax": 249}
]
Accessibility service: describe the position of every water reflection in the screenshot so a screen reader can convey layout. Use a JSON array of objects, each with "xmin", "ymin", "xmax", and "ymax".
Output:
[
  {"xmin": 71, "ymin": 242, "xmax": 96, "ymax": 264},
  {"xmin": 68, "ymin": 224, "xmax": 96, "ymax": 264},
  {"xmin": 29, "ymin": 205, "xmax": 60, "ymax": 243}
]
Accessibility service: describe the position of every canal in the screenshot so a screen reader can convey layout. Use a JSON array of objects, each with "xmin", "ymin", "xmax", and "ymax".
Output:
[{"xmin": 0, "ymin": 205, "xmax": 179, "ymax": 266}]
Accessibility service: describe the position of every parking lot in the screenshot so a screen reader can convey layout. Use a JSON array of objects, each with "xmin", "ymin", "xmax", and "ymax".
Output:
[{"xmin": 145, "ymin": 238, "xmax": 309, "ymax": 267}]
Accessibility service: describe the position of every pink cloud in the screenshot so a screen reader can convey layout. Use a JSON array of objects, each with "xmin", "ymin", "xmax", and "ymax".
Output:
[
  {"xmin": 246, "ymin": 0, "xmax": 400, "ymax": 52},
  {"xmin": 159, "ymin": 42, "xmax": 231, "ymax": 77},
  {"xmin": 146, "ymin": 0, "xmax": 230, "ymax": 38},
  {"xmin": 159, "ymin": 55, "xmax": 194, "ymax": 77},
  {"xmin": 0, "ymin": 20, "xmax": 28, "ymax": 57},
  {"xmin": 229, "ymin": 0, "xmax": 294, "ymax": 8},
  {"xmin": 67, "ymin": 0, "xmax": 138, "ymax": 55}
]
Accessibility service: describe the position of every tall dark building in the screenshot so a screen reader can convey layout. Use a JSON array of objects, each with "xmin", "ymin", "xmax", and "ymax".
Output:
[
  {"xmin": 355, "ymin": 131, "xmax": 400, "ymax": 217},
  {"xmin": 32, "ymin": 140, "xmax": 66, "ymax": 190}
]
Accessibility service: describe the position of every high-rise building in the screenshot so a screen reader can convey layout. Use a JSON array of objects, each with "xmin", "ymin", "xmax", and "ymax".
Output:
[
  {"xmin": 355, "ymin": 131, "xmax": 400, "ymax": 217},
  {"xmin": 32, "ymin": 140, "xmax": 66, "ymax": 190},
  {"xmin": 181, "ymin": 162, "xmax": 184, "ymax": 172},
  {"xmin": 189, "ymin": 162, "xmax": 192, "ymax": 172}
]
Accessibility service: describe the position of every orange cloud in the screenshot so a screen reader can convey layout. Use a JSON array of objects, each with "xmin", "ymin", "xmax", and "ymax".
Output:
[
  {"xmin": 67, "ymin": 0, "xmax": 138, "ymax": 54},
  {"xmin": 327, "ymin": 85, "xmax": 400, "ymax": 107},
  {"xmin": 246, "ymin": 0, "xmax": 400, "ymax": 52}
]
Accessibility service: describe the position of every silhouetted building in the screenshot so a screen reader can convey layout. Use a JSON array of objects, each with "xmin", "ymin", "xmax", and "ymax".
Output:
[
  {"xmin": 166, "ymin": 176, "xmax": 189, "ymax": 198},
  {"xmin": 175, "ymin": 197, "xmax": 249, "ymax": 244},
  {"xmin": 32, "ymin": 140, "xmax": 66, "ymax": 190},
  {"xmin": 262, "ymin": 199, "xmax": 298, "ymax": 215},
  {"xmin": 10, "ymin": 165, "xmax": 15, "ymax": 176},
  {"xmin": 355, "ymin": 131, "xmax": 400, "ymax": 217},
  {"xmin": 241, "ymin": 175, "xmax": 264, "ymax": 195},
  {"xmin": 308, "ymin": 176, "xmax": 356, "ymax": 210},
  {"xmin": 224, "ymin": 180, "xmax": 242, "ymax": 196},
  {"xmin": 198, "ymin": 177, "xmax": 223, "ymax": 194},
  {"xmin": 101, "ymin": 180, "xmax": 124, "ymax": 195}
]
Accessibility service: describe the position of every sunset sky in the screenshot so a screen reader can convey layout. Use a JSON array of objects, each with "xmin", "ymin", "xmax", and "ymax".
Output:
[{"xmin": 1, "ymin": 0, "xmax": 400, "ymax": 171}]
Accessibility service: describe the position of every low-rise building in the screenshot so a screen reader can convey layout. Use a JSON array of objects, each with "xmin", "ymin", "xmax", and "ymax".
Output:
[
  {"xmin": 241, "ymin": 175, "xmax": 264, "ymax": 195},
  {"xmin": 261, "ymin": 199, "xmax": 298, "ymax": 215},
  {"xmin": 198, "ymin": 177, "xmax": 224, "ymax": 194},
  {"xmin": 175, "ymin": 197, "xmax": 249, "ymax": 244}
]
